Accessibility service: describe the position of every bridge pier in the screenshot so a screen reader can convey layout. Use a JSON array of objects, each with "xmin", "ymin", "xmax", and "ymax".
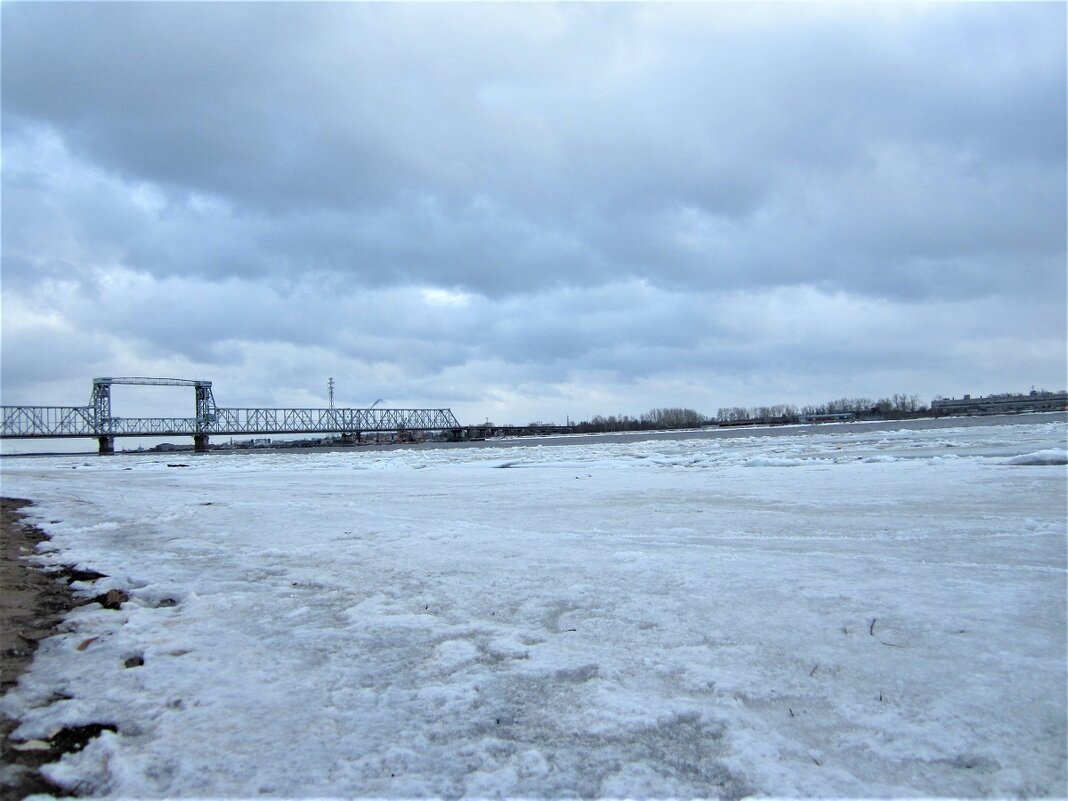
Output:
[
  {"xmin": 97, "ymin": 436, "xmax": 115, "ymax": 455},
  {"xmin": 193, "ymin": 434, "xmax": 210, "ymax": 453}
]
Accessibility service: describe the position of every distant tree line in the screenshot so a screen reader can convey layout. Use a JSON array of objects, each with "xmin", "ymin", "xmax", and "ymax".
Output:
[
  {"xmin": 552, "ymin": 394, "xmax": 935, "ymax": 433},
  {"xmin": 719, "ymin": 394, "xmax": 929, "ymax": 425},
  {"xmin": 564, "ymin": 407, "xmax": 708, "ymax": 433}
]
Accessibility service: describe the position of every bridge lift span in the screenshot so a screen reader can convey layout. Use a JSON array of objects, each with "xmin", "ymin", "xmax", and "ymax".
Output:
[
  {"xmin": 2, "ymin": 377, "xmax": 464, "ymax": 454},
  {"xmin": 88, "ymin": 377, "xmax": 218, "ymax": 454}
]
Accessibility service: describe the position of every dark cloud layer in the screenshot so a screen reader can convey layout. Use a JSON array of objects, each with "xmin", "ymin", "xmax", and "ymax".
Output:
[{"xmin": 2, "ymin": 2, "xmax": 1065, "ymax": 426}]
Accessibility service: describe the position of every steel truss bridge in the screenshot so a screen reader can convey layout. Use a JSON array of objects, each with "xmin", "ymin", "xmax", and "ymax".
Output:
[{"xmin": 1, "ymin": 377, "xmax": 464, "ymax": 453}]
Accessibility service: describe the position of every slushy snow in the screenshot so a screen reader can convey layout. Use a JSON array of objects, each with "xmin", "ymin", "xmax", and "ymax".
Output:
[{"xmin": 1, "ymin": 419, "xmax": 1065, "ymax": 798}]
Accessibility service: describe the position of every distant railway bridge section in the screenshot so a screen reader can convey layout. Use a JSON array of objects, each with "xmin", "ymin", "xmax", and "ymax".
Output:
[{"xmin": 1, "ymin": 377, "xmax": 471, "ymax": 454}]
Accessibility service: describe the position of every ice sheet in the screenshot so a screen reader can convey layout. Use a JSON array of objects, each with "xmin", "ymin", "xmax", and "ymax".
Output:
[{"xmin": 2, "ymin": 419, "xmax": 1065, "ymax": 797}]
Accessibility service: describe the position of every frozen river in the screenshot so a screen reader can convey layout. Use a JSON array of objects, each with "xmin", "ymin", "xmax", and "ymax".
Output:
[{"xmin": 2, "ymin": 416, "xmax": 1065, "ymax": 797}]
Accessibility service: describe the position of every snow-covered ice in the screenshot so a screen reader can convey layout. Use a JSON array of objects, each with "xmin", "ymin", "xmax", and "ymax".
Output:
[{"xmin": 1, "ymin": 418, "xmax": 1065, "ymax": 798}]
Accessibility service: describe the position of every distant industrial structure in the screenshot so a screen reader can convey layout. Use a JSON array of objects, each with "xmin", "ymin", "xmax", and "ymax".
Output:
[{"xmin": 931, "ymin": 389, "xmax": 1067, "ymax": 416}]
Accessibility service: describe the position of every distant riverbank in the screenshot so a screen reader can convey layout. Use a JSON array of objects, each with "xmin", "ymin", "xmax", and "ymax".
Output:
[{"xmin": 2, "ymin": 411, "xmax": 1065, "ymax": 458}]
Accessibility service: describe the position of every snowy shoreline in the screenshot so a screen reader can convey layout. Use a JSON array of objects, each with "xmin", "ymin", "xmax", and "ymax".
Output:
[{"xmin": 0, "ymin": 419, "xmax": 1065, "ymax": 797}]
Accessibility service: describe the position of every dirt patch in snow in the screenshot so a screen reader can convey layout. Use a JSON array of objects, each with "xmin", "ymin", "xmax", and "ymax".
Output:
[{"xmin": 0, "ymin": 497, "xmax": 93, "ymax": 799}]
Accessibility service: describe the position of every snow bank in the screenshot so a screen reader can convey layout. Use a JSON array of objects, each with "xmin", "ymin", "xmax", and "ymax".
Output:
[
  {"xmin": 745, "ymin": 456, "xmax": 827, "ymax": 467},
  {"xmin": 1007, "ymin": 449, "xmax": 1068, "ymax": 466}
]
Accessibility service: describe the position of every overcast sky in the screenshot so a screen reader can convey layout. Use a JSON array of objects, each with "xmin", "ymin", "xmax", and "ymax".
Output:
[{"xmin": 2, "ymin": 2, "xmax": 1065, "ymax": 427}]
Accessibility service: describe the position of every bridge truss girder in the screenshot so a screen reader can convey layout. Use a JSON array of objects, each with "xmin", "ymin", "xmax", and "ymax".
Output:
[
  {"xmin": 204, "ymin": 407, "xmax": 461, "ymax": 436},
  {"xmin": 2, "ymin": 406, "xmax": 96, "ymax": 438}
]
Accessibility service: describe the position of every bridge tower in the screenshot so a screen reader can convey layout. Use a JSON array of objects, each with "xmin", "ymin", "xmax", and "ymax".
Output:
[
  {"xmin": 90, "ymin": 379, "xmax": 115, "ymax": 454},
  {"xmin": 194, "ymin": 381, "xmax": 216, "ymax": 452}
]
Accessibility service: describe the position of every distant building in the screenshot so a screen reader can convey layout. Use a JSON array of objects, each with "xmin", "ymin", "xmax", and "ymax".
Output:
[{"xmin": 931, "ymin": 390, "xmax": 1068, "ymax": 416}]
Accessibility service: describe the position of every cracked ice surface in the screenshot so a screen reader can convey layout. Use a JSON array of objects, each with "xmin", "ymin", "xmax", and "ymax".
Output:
[{"xmin": 1, "ymin": 418, "xmax": 1065, "ymax": 797}]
